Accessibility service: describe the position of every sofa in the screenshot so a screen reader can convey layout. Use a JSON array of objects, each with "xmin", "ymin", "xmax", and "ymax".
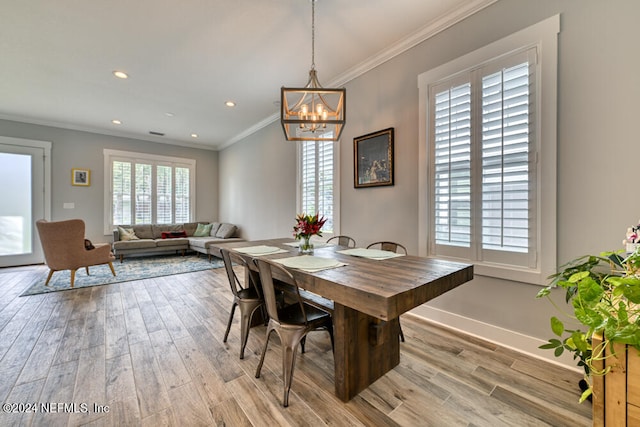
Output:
[{"xmin": 112, "ymin": 221, "xmax": 243, "ymax": 262}]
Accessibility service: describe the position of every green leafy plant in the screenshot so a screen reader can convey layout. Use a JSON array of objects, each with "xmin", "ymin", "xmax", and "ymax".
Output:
[{"xmin": 536, "ymin": 247, "xmax": 640, "ymax": 403}]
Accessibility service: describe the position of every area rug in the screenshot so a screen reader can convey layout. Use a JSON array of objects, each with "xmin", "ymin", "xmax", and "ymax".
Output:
[{"xmin": 20, "ymin": 254, "xmax": 224, "ymax": 296}]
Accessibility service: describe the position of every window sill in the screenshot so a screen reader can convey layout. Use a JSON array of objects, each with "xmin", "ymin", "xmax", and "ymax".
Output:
[{"xmin": 428, "ymin": 255, "xmax": 546, "ymax": 286}]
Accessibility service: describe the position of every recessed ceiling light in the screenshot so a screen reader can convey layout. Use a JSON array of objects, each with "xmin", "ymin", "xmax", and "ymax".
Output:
[
  {"xmin": 111, "ymin": 119, "xmax": 122, "ymax": 125},
  {"xmin": 225, "ymin": 101, "xmax": 236, "ymax": 107},
  {"xmin": 191, "ymin": 133, "xmax": 198, "ymax": 138},
  {"xmin": 113, "ymin": 70, "xmax": 128, "ymax": 79},
  {"xmin": 165, "ymin": 112, "xmax": 175, "ymax": 117}
]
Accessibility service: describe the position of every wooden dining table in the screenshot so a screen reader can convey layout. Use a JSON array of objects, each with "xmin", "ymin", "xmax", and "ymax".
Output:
[{"xmin": 210, "ymin": 238, "xmax": 473, "ymax": 402}]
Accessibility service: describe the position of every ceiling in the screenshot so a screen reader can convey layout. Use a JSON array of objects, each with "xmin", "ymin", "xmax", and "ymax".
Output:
[{"xmin": 0, "ymin": 0, "xmax": 495, "ymax": 150}]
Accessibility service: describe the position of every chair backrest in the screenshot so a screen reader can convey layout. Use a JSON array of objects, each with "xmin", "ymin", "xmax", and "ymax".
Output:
[
  {"xmin": 220, "ymin": 248, "xmax": 241, "ymax": 298},
  {"xmin": 327, "ymin": 235, "xmax": 356, "ymax": 248},
  {"xmin": 367, "ymin": 241, "xmax": 408, "ymax": 254},
  {"xmin": 35, "ymin": 219, "xmax": 88, "ymax": 270},
  {"xmin": 255, "ymin": 258, "xmax": 307, "ymax": 325},
  {"xmin": 220, "ymin": 248, "xmax": 260, "ymax": 298}
]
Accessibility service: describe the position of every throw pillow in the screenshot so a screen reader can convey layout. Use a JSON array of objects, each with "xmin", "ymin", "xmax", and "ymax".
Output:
[
  {"xmin": 162, "ymin": 230, "xmax": 187, "ymax": 239},
  {"xmin": 209, "ymin": 222, "xmax": 221, "ymax": 236},
  {"xmin": 118, "ymin": 226, "xmax": 139, "ymax": 241},
  {"xmin": 193, "ymin": 223, "xmax": 213, "ymax": 237},
  {"xmin": 215, "ymin": 223, "xmax": 237, "ymax": 239}
]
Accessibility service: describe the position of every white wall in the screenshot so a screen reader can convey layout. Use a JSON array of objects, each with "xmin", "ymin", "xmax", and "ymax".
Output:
[
  {"xmin": 0, "ymin": 119, "xmax": 219, "ymax": 243},
  {"xmin": 219, "ymin": 0, "xmax": 640, "ymax": 368}
]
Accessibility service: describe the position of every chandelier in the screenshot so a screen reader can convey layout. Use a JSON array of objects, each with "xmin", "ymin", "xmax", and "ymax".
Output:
[{"xmin": 280, "ymin": 0, "xmax": 346, "ymax": 142}]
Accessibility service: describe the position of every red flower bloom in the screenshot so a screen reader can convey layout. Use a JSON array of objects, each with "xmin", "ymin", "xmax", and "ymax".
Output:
[{"xmin": 293, "ymin": 213, "xmax": 327, "ymax": 240}]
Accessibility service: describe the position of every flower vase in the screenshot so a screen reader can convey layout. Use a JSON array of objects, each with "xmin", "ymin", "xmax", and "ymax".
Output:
[{"xmin": 299, "ymin": 236, "xmax": 314, "ymax": 255}]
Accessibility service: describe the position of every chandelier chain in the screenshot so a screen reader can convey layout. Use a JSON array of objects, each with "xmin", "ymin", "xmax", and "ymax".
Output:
[{"xmin": 311, "ymin": 0, "xmax": 315, "ymax": 70}]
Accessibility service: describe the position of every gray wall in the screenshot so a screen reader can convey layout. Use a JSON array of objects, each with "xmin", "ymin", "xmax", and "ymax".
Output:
[
  {"xmin": 0, "ymin": 119, "xmax": 219, "ymax": 243},
  {"xmin": 218, "ymin": 123, "xmax": 297, "ymax": 240},
  {"xmin": 218, "ymin": 0, "xmax": 640, "ymax": 367}
]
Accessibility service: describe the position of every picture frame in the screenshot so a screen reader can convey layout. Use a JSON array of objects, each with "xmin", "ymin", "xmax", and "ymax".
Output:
[
  {"xmin": 354, "ymin": 127, "xmax": 394, "ymax": 188},
  {"xmin": 71, "ymin": 168, "xmax": 91, "ymax": 186}
]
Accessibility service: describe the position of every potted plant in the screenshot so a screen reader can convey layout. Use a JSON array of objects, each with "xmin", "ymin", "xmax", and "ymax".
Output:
[{"xmin": 537, "ymin": 240, "xmax": 640, "ymax": 410}]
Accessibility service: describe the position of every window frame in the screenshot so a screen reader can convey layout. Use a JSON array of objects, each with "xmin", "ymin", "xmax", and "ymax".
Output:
[
  {"xmin": 296, "ymin": 139, "xmax": 340, "ymax": 239},
  {"xmin": 103, "ymin": 149, "xmax": 196, "ymax": 235},
  {"xmin": 418, "ymin": 15, "xmax": 559, "ymax": 285}
]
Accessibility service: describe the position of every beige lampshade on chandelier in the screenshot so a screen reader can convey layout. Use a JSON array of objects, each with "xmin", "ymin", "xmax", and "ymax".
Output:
[{"xmin": 280, "ymin": 0, "xmax": 346, "ymax": 142}]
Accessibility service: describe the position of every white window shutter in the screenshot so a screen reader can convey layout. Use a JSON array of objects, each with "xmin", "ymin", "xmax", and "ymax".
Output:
[
  {"xmin": 433, "ymin": 82, "xmax": 472, "ymax": 249},
  {"xmin": 156, "ymin": 165, "xmax": 172, "ymax": 224},
  {"xmin": 429, "ymin": 49, "xmax": 536, "ymax": 268},
  {"xmin": 481, "ymin": 61, "xmax": 531, "ymax": 254},
  {"xmin": 300, "ymin": 140, "xmax": 335, "ymax": 234},
  {"xmin": 107, "ymin": 151, "xmax": 194, "ymax": 229}
]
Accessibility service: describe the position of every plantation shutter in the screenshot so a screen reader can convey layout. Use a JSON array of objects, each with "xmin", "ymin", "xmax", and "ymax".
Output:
[
  {"xmin": 156, "ymin": 165, "xmax": 172, "ymax": 224},
  {"xmin": 481, "ymin": 61, "xmax": 531, "ymax": 254},
  {"xmin": 135, "ymin": 163, "xmax": 152, "ymax": 224},
  {"xmin": 433, "ymin": 81, "xmax": 472, "ymax": 250},
  {"xmin": 429, "ymin": 48, "xmax": 536, "ymax": 267},
  {"xmin": 317, "ymin": 141, "xmax": 334, "ymax": 233},
  {"xmin": 300, "ymin": 139, "xmax": 334, "ymax": 234},
  {"xmin": 175, "ymin": 167, "xmax": 190, "ymax": 223},
  {"xmin": 107, "ymin": 150, "xmax": 194, "ymax": 233},
  {"xmin": 112, "ymin": 161, "xmax": 132, "ymax": 225},
  {"xmin": 301, "ymin": 141, "xmax": 316, "ymax": 215}
]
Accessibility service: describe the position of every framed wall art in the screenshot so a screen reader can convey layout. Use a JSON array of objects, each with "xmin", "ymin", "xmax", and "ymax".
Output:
[
  {"xmin": 71, "ymin": 168, "xmax": 91, "ymax": 186},
  {"xmin": 354, "ymin": 127, "xmax": 394, "ymax": 188}
]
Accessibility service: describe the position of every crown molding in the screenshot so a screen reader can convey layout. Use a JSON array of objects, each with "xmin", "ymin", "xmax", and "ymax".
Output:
[{"xmin": 0, "ymin": 113, "xmax": 218, "ymax": 151}]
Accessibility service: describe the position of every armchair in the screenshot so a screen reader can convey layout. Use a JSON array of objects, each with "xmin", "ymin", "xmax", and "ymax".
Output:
[{"xmin": 36, "ymin": 219, "xmax": 116, "ymax": 288}]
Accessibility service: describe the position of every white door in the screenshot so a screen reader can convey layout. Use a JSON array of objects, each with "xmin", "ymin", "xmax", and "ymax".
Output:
[{"xmin": 0, "ymin": 137, "xmax": 50, "ymax": 267}]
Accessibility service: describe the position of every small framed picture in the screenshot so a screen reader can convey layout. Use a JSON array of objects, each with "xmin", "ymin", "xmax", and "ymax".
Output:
[
  {"xmin": 354, "ymin": 128, "xmax": 394, "ymax": 188},
  {"xmin": 71, "ymin": 168, "xmax": 91, "ymax": 186}
]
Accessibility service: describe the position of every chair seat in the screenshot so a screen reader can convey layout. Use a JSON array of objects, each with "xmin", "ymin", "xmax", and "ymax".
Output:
[
  {"xmin": 237, "ymin": 287, "xmax": 261, "ymax": 301},
  {"xmin": 254, "ymin": 258, "xmax": 334, "ymax": 407},
  {"xmin": 277, "ymin": 302, "xmax": 330, "ymax": 326}
]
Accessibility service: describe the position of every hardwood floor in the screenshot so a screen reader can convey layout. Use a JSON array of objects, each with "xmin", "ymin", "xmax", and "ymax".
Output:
[{"xmin": 0, "ymin": 264, "xmax": 592, "ymax": 426}]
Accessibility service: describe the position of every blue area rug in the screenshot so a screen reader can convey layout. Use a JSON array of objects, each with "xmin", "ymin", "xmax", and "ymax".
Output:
[{"xmin": 21, "ymin": 254, "xmax": 224, "ymax": 296}]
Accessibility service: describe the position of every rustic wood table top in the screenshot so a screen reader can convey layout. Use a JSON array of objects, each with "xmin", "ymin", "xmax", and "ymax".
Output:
[{"xmin": 211, "ymin": 237, "xmax": 474, "ymax": 321}]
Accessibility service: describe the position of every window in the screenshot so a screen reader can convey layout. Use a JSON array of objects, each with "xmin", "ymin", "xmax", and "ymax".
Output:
[
  {"xmin": 104, "ymin": 150, "xmax": 195, "ymax": 234},
  {"xmin": 297, "ymin": 139, "xmax": 339, "ymax": 236},
  {"xmin": 418, "ymin": 15, "xmax": 559, "ymax": 285}
]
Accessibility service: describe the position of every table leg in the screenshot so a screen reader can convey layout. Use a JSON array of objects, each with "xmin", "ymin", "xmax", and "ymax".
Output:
[{"xmin": 332, "ymin": 302, "xmax": 400, "ymax": 401}]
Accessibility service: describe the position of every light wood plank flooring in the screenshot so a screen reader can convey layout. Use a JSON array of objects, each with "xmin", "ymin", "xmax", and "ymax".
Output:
[{"xmin": 0, "ymin": 264, "xmax": 592, "ymax": 426}]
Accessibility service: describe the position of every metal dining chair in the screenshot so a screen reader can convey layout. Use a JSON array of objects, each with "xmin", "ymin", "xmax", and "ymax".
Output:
[
  {"xmin": 366, "ymin": 241, "xmax": 408, "ymax": 342},
  {"xmin": 254, "ymin": 258, "xmax": 334, "ymax": 407},
  {"xmin": 220, "ymin": 248, "xmax": 265, "ymax": 359},
  {"xmin": 326, "ymin": 235, "xmax": 357, "ymax": 248},
  {"xmin": 366, "ymin": 241, "xmax": 407, "ymax": 255}
]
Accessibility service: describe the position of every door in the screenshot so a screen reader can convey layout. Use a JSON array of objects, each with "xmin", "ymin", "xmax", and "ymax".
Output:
[{"xmin": 0, "ymin": 137, "xmax": 50, "ymax": 267}]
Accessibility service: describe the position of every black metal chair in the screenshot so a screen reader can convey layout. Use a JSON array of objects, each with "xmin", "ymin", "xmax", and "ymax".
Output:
[
  {"xmin": 326, "ymin": 235, "xmax": 356, "ymax": 248},
  {"xmin": 366, "ymin": 241, "xmax": 408, "ymax": 342},
  {"xmin": 221, "ymin": 248, "xmax": 265, "ymax": 359},
  {"xmin": 254, "ymin": 258, "xmax": 334, "ymax": 407}
]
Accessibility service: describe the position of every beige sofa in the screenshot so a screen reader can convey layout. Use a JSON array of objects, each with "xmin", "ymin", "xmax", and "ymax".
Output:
[{"xmin": 112, "ymin": 221, "xmax": 243, "ymax": 262}]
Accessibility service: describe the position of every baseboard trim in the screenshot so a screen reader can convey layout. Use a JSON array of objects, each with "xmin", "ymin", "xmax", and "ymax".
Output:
[{"xmin": 407, "ymin": 306, "xmax": 581, "ymax": 373}]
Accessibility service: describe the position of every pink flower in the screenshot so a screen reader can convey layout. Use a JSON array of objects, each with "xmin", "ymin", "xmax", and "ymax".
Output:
[{"xmin": 293, "ymin": 213, "xmax": 327, "ymax": 240}]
